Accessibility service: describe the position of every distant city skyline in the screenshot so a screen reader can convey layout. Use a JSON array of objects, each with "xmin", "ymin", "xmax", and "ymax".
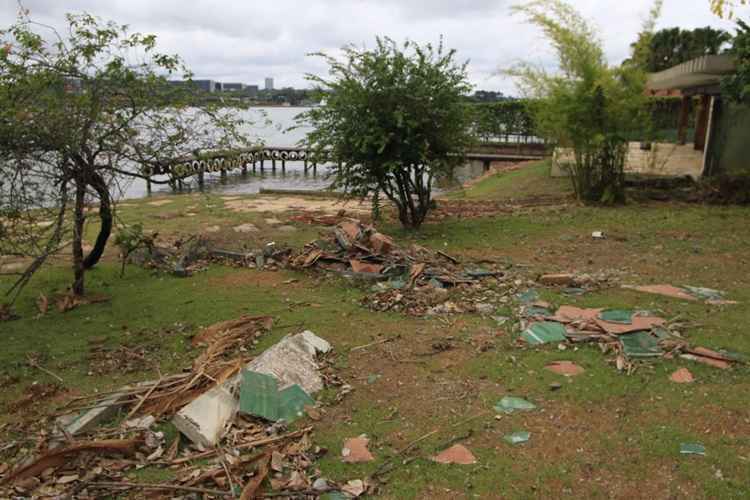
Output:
[{"xmin": 1, "ymin": 1, "xmax": 742, "ymax": 95}]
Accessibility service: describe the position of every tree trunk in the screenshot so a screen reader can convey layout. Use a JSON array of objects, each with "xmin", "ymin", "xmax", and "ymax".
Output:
[
  {"xmin": 72, "ymin": 179, "xmax": 86, "ymax": 296},
  {"xmin": 83, "ymin": 171, "xmax": 113, "ymax": 270}
]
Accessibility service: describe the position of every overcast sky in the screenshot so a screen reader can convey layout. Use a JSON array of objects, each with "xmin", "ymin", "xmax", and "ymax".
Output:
[{"xmin": 0, "ymin": 0, "xmax": 741, "ymax": 95}]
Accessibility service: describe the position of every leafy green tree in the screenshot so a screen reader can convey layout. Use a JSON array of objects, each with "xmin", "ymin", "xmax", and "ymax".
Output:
[
  {"xmin": 639, "ymin": 27, "xmax": 730, "ymax": 72},
  {"xmin": 299, "ymin": 37, "xmax": 474, "ymax": 229},
  {"xmin": 509, "ymin": 0, "xmax": 654, "ymax": 204},
  {"xmin": 722, "ymin": 19, "xmax": 750, "ymax": 102},
  {"xmin": 0, "ymin": 9, "xmax": 248, "ymax": 301}
]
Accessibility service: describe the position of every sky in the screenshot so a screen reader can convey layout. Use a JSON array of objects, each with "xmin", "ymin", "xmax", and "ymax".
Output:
[{"xmin": 0, "ymin": 0, "xmax": 742, "ymax": 96}]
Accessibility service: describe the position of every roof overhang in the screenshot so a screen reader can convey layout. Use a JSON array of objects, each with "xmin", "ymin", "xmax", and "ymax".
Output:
[{"xmin": 647, "ymin": 55, "xmax": 736, "ymax": 92}]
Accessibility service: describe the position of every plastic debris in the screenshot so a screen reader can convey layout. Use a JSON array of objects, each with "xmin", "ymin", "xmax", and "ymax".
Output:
[
  {"xmin": 680, "ymin": 443, "xmax": 706, "ymax": 456},
  {"xmin": 432, "ymin": 444, "xmax": 477, "ymax": 464},
  {"xmin": 495, "ymin": 396, "xmax": 537, "ymax": 414},
  {"xmin": 503, "ymin": 431, "xmax": 531, "ymax": 445},
  {"xmin": 592, "ymin": 231, "xmax": 605, "ymax": 239},
  {"xmin": 521, "ymin": 322, "xmax": 567, "ymax": 345}
]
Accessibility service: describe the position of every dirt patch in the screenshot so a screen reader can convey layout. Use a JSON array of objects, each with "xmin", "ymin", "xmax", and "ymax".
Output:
[
  {"xmin": 207, "ymin": 269, "xmax": 293, "ymax": 289},
  {"xmin": 8, "ymin": 383, "xmax": 66, "ymax": 414},
  {"xmin": 146, "ymin": 199, "xmax": 174, "ymax": 207},
  {"xmin": 224, "ymin": 195, "xmax": 371, "ymax": 214}
]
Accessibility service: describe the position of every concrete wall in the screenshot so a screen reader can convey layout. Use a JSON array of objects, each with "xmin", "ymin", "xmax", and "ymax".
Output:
[{"xmin": 551, "ymin": 142, "xmax": 704, "ymax": 179}]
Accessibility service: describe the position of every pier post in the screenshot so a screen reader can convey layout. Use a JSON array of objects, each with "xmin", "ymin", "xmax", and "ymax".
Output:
[
  {"xmin": 281, "ymin": 159, "xmax": 286, "ymax": 173},
  {"xmin": 220, "ymin": 169, "xmax": 227, "ymax": 181},
  {"xmin": 304, "ymin": 159, "xmax": 308, "ymax": 173},
  {"xmin": 260, "ymin": 158, "xmax": 264, "ymax": 172},
  {"xmin": 272, "ymin": 158, "xmax": 276, "ymax": 172}
]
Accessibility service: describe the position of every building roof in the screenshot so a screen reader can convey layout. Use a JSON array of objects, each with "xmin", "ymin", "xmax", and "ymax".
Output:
[{"xmin": 647, "ymin": 55, "xmax": 735, "ymax": 92}]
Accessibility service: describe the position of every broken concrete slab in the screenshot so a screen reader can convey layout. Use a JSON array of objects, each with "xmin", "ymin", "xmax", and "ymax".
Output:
[
  {"xmin": 173, "ymin": 331, "xmax": 330, "ymax": 447},
  {"xmin": 172, "ymin": 384, "xmax": 239, "ymax": 448},
  {"xmin": 56, "ymin": 392, "xmax": 129, "ymax": 437},
  {"xmin": 432, "ymin": 444, "xmax": 477, "ymax": 464}
]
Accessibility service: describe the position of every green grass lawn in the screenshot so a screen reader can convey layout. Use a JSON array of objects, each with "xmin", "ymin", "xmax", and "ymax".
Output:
[{"xmin": 2, "ymin": 163, "xmax": 749, "ymax": 499}]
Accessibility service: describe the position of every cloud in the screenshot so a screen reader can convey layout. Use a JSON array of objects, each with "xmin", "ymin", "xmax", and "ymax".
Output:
[{"xmin": 1, "ymin": 0, "xmax": 739, "ymax": 95}]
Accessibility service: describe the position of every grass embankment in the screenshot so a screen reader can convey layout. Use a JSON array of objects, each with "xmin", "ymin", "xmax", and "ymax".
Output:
[{"xmin": 2, "ymin": 162, "xmax": 749, "ymax": 498}]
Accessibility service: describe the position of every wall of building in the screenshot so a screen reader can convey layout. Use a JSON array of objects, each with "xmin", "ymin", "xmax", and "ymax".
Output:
[
  {"xmin": 551, "ymin": 142, "xmax": 704, "ymax": 179},
  {"xmin": 705, "ymin": 100, "xmax": 750, "ymax": 176}
]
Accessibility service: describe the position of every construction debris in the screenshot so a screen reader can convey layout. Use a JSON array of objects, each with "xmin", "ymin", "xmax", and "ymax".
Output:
[
  {"xmin": 545, "ymin": 361, "xmax": 585, "ymax": 376},
  {"xmin": 2, "ymin": 317, "xmax": 361, "ymax": 499},
  {"xmin": 432, "ymin": 444, "xmax": 477, "ymax": 464},
  {"xmin": 680, "ymin": 443, "xmax": 706, "ymax": 456},
  {"xmin": 503, "ymin": 431, "xmax": 531, "ymax": 445},
  {"xmin": 624, "ymin": 284, "xmax": 737, "ymax": 305},
  {"xmin": 174, "ymin": 330, "xmax": 330, "ymax": 447},
  {"xmin": 342, "ymin": 435, "xmax": 375, "ymax": 463},
  {"xmin": 670, "ymin": 368, "xmax": 695, "ymax": 383},
  {"xmin": 495, "ymin": 397, "xmax": 537, "ymax": 414},
  {"xmin": 514, "ymin": 292, "xmax": 745, "ymax": 373}
]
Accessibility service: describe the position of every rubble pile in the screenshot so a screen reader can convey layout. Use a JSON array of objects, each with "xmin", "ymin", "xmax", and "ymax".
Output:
[
  {"xmin": 0, "ymin": 318, "xmax": 364, "ymax": 499},
  {"xmin": 516, "ymin": 297, "xmax": 744, "ymax": 373}
]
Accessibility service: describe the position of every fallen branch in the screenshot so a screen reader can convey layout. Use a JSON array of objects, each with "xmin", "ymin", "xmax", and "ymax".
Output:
[
  {"xmin": 239, "ymin": 452, "xmax": 270, "ymax": 500},
  {"xmin": 168, "ymin": 427, "xmax": 313, "ymax": 465},
  {"xmin": 2, "ymin": 438, "xmax": 141, "ymax": 484}
]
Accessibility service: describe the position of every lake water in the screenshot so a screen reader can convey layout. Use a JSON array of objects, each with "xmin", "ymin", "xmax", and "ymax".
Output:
[
  {"xmin": 123, "ymin": 105, "xmax": 484, "ymax": 199},
  {"xmin": 123, "ymin": 106, "xmax": 333, "ymax": 199}
]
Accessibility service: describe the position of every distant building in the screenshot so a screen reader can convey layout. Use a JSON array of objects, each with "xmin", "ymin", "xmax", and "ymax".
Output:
[
  {"xmin": 245, "ymin": 85, "xmax": 259, "ymax": 98},
  {"xmin": 180, "ymin": 79, "xmax": 217, "ymax": 93},
  {"xmin": 223, "ymin": 82, "xmax": 245, "ymax": 92},
  {"xmin": 265, "ymin": 77, "xmax": 274, "ymax": 91}
]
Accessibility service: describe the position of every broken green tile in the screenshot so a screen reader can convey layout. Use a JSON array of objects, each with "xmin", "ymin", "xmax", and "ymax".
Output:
[
  {"xmin": 598, "ymin": 309, "xmax": 633, "ymax": 324},
  {"xmin": 619, "ymin": 331, "xmax": 663, "ymax": 358},
  {"xmin": 239, "ymin": 370, "xmax": 314, "ymax": 423},
  {"xmin": 494, "ymin": 396, "xmax": 537, "ymax": 414},
  {"xmin": 525, "ymin": 305, "xmax": 552, "ymax": 317},
  {"xmin": 504, "ymin": 431, "xmax": 531, "ymax": 445},
  {"xmin": 682, "ymin": 286, "xmax": 724, "ymax": 301},
  {"xmin": 680, "ymin": 443, "xmax": 706, "ymax": 456},
  {"xmin": 562, "ymin": 287, "xmax": 586, "ymax": 296},
  {"xmin": 521, "ymin": 322, "xmax": 567, "ymax": 345},
  {"xmin": 516, "ymin": 289, "xmax": 539, "ymax": 304},
  {"xmin": 239, "ymin": 371, "xmax": 280, "ymax": 421},
  {"xmin": 276, "ymin": 384, "xmax": 315, "ymax": 423}
]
